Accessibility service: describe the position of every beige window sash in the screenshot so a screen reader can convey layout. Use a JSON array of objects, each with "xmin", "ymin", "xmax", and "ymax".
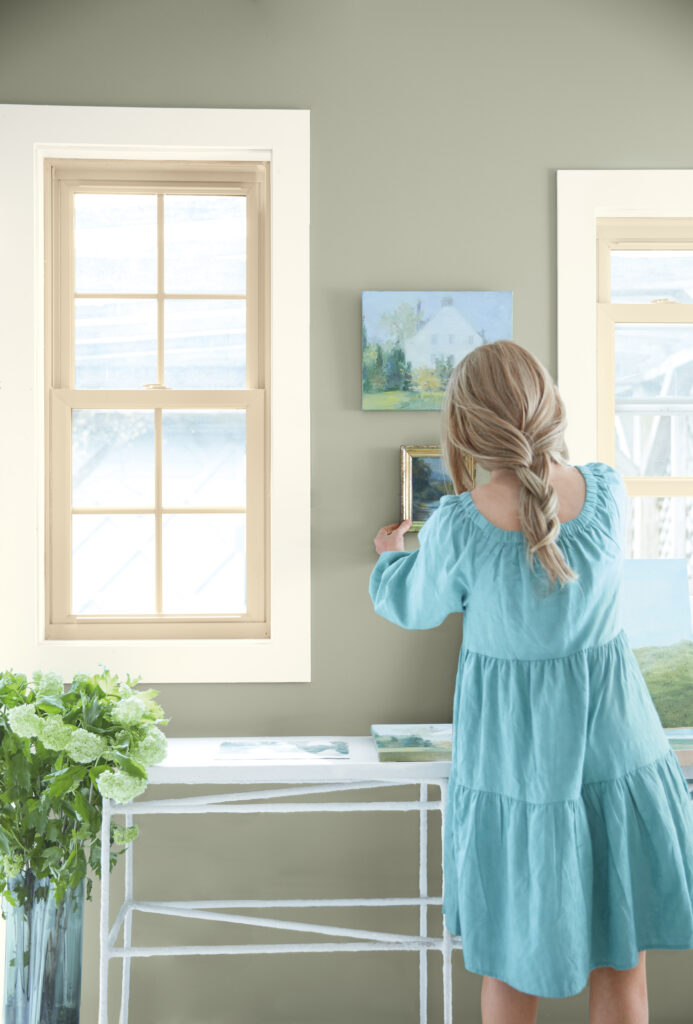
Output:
[
  {"xmin": 596, "ymin": 216, "xmax": 693, "ymax": 499},
  {"xmin": 44, "ymin": 159, "xmax": 270, "ymax": 640}
]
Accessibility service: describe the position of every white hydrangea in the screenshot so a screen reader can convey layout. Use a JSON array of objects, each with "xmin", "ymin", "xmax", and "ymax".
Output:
[
  {"xmin": 0, "ymin": 853, "xmax": 26, "ymax": 879},
  {"xmin": 111, "ymin": 695, "xmax": 147, "ymax": 726},
  {"xmin": 95, "ymin": 769, "xmax": 147, "ymax": 804},
  {"xmin": 6, "ymin": 704, "xmax": 42, "ymax": 738},
  {"xmin": 112, "ymin": 824, "xmax": 139, "ymax": 844},
  {"xmin": 38, "ymin": 717, "xmax": 74, "ymax": 751},
  {"xmin": 130, "ymin": 726, "xmax": 167, "ymax": 766},
  {"xmin": 65, "ymin": 728, "xmax": 109, "ymax": 763},
  {"xmin": 32, "ymin": 670, "xmax": 64, "ymax": 698}
]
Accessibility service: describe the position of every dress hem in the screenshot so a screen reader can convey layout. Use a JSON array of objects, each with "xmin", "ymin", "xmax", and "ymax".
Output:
[{"xmin": 461, "ymin": 938, "xmax": 693, "ymax": 999}]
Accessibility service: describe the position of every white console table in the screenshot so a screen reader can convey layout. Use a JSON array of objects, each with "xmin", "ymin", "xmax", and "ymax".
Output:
[{"xmin": 98, "ymin": 736, "xmax": 461, "ymax": 1024}]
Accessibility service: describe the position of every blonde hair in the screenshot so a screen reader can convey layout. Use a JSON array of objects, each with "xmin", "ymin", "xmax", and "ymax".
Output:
[{"xmin": 440, "ymin": 339, "xmax": 579, "ymax": 592}]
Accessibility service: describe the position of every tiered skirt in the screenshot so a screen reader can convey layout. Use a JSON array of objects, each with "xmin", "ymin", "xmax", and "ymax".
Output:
[{"xmin": 442, "ymin": 631, "xmax": 693, "ymax": 998}]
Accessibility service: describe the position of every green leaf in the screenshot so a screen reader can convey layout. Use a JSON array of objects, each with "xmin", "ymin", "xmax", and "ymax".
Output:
[
  {"xmin": 8, "ymin": 752, "xmax": 31, "ymax": 792},
  {"xmin": 35, "ymin": 697, "xmax": 65, "ymax": 714},
  {"xmin": 95, "ymin": 676, "xmax": 121, "ymax": 696},
  {"xmin": 47, "ymin": 765, "xmax": 86, "ymax": 799},
  {"xmin": 0, "ymin": 825, "xmax": 12, "ymax": 856},
  {"xmin": 72, "ymin": 789, "xmax": 92, "ymax": 822},
  {"xmin": 45, "ymin": 820, "xmax": 62, "ymax": 842},
  {"xmin": 110, "ymin": 752, "xmax": 147, "ymax": 780}
]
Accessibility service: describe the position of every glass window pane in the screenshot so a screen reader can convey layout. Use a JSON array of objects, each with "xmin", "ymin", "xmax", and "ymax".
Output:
[
  {"xmin": 164, "ymin": 299, "xmax": 246, "ymax": 388},
  {"xmin": 162, "ymin": 513, "xmax": 245, "ymax": 613},
  {"xmin": 74, "ymin": 194, "xmax": 157, "ymax": 294},
  {"xmin": 624, "ymin": 495, "xmax": 693, "ymax": 601},
  {"xmin": 161, "ymin": 410, "xmax": 246, "ymax": 507},
  {"xmin": 73, "ymin": 513, "xmax": 155, "ymax": 613},
  {"xmin": 74, "ymin": 299, "xmax": 158, "ymax": 389},
  {"xmin": 611, "ymin": 250, "xmax": 693, "ymax": 303},
  {"xmin": 616, "ymin": 413, "xmax": 693, "ymax": 476},
  {"xmin": 164, "ymin": 195, "xmax": 246, "ymax": 295},
  {"xmin": 72, "ymin": 410, "xmax": 154, "ymax": 507},
  {"xmin": 615, "ymin": 324, "xmax": 693, "ymax": 399}
]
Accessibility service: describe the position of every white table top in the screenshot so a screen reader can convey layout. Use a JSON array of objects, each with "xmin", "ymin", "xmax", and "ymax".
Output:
[
  {"xmin": 143, "ymin": 736, "xmax": 693, "ymax": 789},
  {"xmin": 145, "ymin": 736, "xmax": 452, "ymax": 785}
]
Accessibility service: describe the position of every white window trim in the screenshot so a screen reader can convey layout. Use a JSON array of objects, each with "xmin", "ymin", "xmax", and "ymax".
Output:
[
  {"xmin": 557, "ymin": 169, "xmax": 693, "ymax": 465},
  {"xmin": 0, "ymin": 104, "xmax": 310, "ymax": 683}
]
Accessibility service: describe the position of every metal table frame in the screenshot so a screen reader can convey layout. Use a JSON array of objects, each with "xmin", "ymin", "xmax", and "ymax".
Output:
[{"xmin": 97, "ymin": 736, "xmax": 461, "ymax": 1024}]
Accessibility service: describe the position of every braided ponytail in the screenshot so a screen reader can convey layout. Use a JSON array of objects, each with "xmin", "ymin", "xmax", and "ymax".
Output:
[{"xmin": 441, "ymin": 340, "xmax": 579, "ymax": 592}]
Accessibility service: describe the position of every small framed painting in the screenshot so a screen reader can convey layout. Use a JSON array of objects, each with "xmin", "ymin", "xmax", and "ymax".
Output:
[
  {"xmin": 400, "ymin": 444, "xmax": 477, "ymax": 532},
  {"xmin": 362, "ymin": 290, "xmax": 513, "ymax": 410}
]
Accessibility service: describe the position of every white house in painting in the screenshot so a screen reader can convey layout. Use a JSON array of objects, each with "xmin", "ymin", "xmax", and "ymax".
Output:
[{"xmin": 403, "ymin": 296, "xmax": 484, "ymax": 369}]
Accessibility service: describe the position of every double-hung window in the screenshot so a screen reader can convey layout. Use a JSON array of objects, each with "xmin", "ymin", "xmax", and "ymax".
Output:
[
  {"xmin": 596, "ymin": 217, "xmax": 693, "ymax": 596},
  {"xmin": 45, "ymin": 159, "xmax": 270, "ymax": 640}
]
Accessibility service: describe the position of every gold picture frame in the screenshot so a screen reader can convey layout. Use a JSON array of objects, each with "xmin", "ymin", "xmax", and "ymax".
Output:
[{"xmin": 400, "ymin": 444, "xmax": 477, "ymax": 532}]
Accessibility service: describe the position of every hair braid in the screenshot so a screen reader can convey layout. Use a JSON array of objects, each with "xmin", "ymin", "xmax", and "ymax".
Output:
[{"xmin": 441, "ymin": 340, "xmax": 579, "ymax": 592}]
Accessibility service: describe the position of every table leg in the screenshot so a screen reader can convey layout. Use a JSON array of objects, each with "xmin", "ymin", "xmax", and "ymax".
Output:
[
  {"xmin": 119, "ymin": 810, "xmax": 134, "ymax": 1024},
  {"xmin": 99, "ymin": 796, "xmax": 111, "ymax": 1024},
  {"xmin": 439, "ymin": 779, "xmax": 453, "ymax": 1024},
  {"xmin": 419, "ymin": 782, "xmax": 428, "ymax": 1024}
]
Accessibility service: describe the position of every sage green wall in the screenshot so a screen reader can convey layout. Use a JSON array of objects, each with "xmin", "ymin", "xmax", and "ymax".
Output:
[{"xmin": 2, "ymin": 0, "xmax": 693, "ymax": 1020}]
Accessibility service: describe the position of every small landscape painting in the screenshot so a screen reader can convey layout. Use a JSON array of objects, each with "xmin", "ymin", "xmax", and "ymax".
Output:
[
  {"xmin": 400, "ymin": 445, "xmax": 476, "ymax": 531},
  {"xmin": 370, "ymin": 723, "xmax": 453, "ymax": 762}
]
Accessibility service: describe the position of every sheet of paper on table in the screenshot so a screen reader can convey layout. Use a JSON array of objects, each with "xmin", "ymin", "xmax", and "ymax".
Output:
[{"xmin": 214, "ymin": 737, "xmax": 351, "ymax": 760}]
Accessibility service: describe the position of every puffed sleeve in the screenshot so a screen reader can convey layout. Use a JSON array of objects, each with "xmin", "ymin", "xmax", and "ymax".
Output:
[
  {"xmin": 596, "ymin": 461, "xmax": 628, "ymax": 549},
  {"xmin": 368, "ymin": 496, "xmax": 470, "ymax": 630}
]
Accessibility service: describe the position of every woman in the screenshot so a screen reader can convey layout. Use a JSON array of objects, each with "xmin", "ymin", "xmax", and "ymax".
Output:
[{"xmin": 369, "ymin": 340, "xmax": 693, "ymax": 1023}]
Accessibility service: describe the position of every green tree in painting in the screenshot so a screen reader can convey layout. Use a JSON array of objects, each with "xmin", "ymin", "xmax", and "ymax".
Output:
[
  {"xmin": 383, "ymin": 342, "xmax": 413, "ymax": 391},
  {"xmin": 379, "ymin": 302, "xmax": 420, "ymax": 348},
  {"xmin": 434, "ymin": 353, "xmax": 455, "ymax": 390},
  {"xmin": 412, "ymin": 457, "xmax": 455, "ymax": 519},
  {"xmin": 362, "ymin": 313, "xmax": 384, "ymax": 394},
  {"xmin": 412, "ymin": 365, "xmax": 441, "ymax": 393},
  {"xmin": 362, "ymin": 313, "xmax": 373, "ymax": 393},
  {"xmin": 362, "ymin": 300, "xmax": 431, "ymax": 398},
  {"xmin": 371, "ymin": 344, "xmax": 386, "ymax": 392}
]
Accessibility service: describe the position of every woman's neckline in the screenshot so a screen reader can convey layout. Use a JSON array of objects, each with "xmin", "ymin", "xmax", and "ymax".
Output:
[{"xmin": 460, "ymin": 463, "xmax": 597, "ymax": 541}]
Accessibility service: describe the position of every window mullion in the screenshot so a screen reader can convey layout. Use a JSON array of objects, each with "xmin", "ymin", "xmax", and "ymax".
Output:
[
  {"xmin": 155, "ymin": 407, "xmax": 162, "ymax": 615},
  {"xmin": 155, "ymin": 193, "xmax": 164, "ymax": 614}
]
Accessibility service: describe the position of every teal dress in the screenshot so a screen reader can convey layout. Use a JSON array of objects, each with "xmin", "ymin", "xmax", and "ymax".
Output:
[{"xmin": 368, "ymin": 461, "xmax": 693, "ymax": 998}]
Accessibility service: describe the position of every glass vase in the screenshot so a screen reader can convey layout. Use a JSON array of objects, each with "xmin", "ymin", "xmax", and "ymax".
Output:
[{"xmin": 2, "ymin": 868, "xmax": 85, "ymax": 1024}]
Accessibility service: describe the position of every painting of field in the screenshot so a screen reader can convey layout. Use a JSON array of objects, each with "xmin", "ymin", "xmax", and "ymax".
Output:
[
  {"xmin": 362, "ymin": 290, "xmax": 513, "ymax": 410},
  {"xmin": 622, "ymin": 558, "xmax": 693, "ymax": 727},
  {"xmin": 370, "ymin": 723, "xmax": 452, "ymax": 761}
]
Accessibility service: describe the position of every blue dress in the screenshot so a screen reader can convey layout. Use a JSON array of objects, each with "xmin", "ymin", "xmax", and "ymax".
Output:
[{"xmin": 368, "ymin": 461, "xmax": 693, "ymax": 998}]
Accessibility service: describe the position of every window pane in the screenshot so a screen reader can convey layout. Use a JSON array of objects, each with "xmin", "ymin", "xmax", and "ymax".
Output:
[
  {"xmin": 164, "ymin": 195, "xmax": 246, "ymax": 295},
  {"xmin": 615, "ymin": 324, "xmax": 693, "ymax": 399},
  {"xmin": 73, "ymin": 513, "xmax": 155, "ymax": 613},
  {"xmin": 611, "ymin": 250, "xmax": 693, "ymax": 303},
  {"xmin": 162, "ymin": 513, "xmax": 246, "ymax": 613},
  {"xmin": 164, "ymin": 299, "xmax": 246, "ymax": 388},
  {"xmin": 161, "ymin": 410, "xmax": 246, "ymax": 507},
  {"xmin": 74, "ymin": 194, "xmax": 157, "ymax": 294},
  {"xmin": 72, "ymin": 410, "xmax": 154, "ymax": 507},
  {"xmin": 616, "ymin": 412, "xmax": 693, "ymax": 476},
  {"xmin": 74, "ymin": 298, "xmax": 158, "ymax": 389},
  {"xmin": 624, "ymin": 495, "xmax": 693, "ymax": 599}
]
